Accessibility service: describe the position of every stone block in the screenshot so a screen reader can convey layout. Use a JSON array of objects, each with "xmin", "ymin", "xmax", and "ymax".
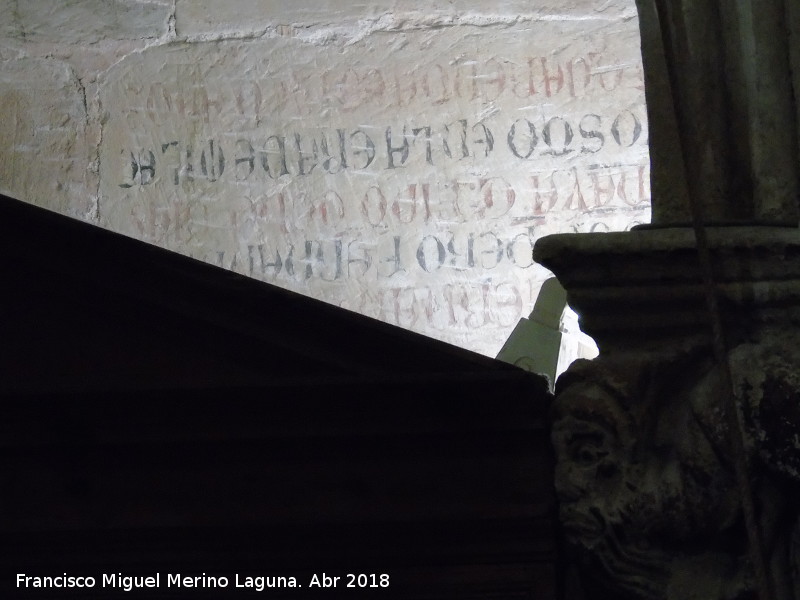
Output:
[
  {"xmin": 0, "ymin": 1, "xmax": 19, "ymax": 40},
  {"xmin": 0, "ymin": 57, "xmax": 92, "ymax": 217},
  {"xmin": 9, "ymin": 0, "xmax": 172, "ymax": 44}
]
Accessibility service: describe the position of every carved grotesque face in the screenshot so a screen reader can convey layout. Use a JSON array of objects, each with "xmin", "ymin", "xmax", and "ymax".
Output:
[
  {"xmin": 551, "ymin": 361, "xmax": 743, "ymax": 599},
  {"xmin": 552, "ymin": 376, "xmax": 677, "ymax": 598},
  {"xmin": 551, "ymin": 381, "xmax": 633, "ymax": 546}
]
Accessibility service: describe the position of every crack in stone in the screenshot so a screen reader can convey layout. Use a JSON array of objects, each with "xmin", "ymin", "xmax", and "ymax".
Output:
[
  {"xmin": 176, "ymin": 10, "xmax": 630, "ymax": 47},
  {"xmin": 166, "ymin": 0, "xmax": 177, "ymax": 41},
  {"xmin": 12, "ymin": 0, "xmax": 26, "ymax": 41},
  {"xmin": 92, "ymin": 83, "xmax": 104, "ymax": 225},
  {"xmin": 69, "ymin": 69, "xmax": 101, "ymax": 223},
  {"xmin": 74, "ymin": 77, "xmax": 88, "ymax": 126}
]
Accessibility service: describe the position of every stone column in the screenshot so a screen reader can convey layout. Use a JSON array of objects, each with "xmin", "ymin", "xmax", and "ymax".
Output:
[{"xmin": 533, "ymin": 1, "xmax": 800, "ymax": 598}]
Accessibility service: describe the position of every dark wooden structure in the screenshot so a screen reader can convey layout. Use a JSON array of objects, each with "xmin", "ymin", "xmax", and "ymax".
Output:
[{"xmin": 0, "ymin": 194, "xmax": 558, "ymax": 599}]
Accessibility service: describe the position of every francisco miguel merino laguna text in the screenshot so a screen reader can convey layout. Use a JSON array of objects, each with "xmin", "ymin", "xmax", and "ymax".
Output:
[
  {"xmin": 17, "ymin": 572, "xmax": 391, "ymax": 591},
  {"xmin": 17, "ymin": 573, "xmax": 298, "ymax": 591}
]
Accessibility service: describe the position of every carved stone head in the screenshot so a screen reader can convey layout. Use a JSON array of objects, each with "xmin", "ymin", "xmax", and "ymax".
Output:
[{"xmin": 552, "ymin": 357, "xmax": 747, "ymax": 599}]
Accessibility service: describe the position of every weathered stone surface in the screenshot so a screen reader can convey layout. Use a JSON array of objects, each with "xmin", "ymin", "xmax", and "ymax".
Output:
[
  {"xmin": 175, "ymin": 0, "xmax": 638, "ymax": 41},
  {"xmin": 0, "ymin": 1, "xmax": 18, "ymax": 40},
  {"xmin": 0, "ymin": 57, "xmax": 92, "ymax": 217},
  {"xmin": 635, "ymin": 0, "xmax": 800, "ymax": 225},
  {"xmin": 98, "ymin": 16, "xmax": 648, "ymax": 356},
  {"xmin": 1, "ymin": 0, "xmax": 172, "ymax": 44}
]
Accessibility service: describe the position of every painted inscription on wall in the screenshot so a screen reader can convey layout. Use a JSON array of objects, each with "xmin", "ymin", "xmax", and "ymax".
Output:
[{"xmin": 99, "ymin": 23, "xmax": 649, "ymax": 356}]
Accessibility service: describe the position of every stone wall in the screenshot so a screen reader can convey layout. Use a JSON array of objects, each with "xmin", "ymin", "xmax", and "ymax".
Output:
[{"xmin": 0, "ymin": 0, "xmax": 649, "ymax": 357}]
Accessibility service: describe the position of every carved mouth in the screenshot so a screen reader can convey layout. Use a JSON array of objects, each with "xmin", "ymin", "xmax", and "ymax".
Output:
[{"xmin": 560, "ymin": 506, "xmax": 605, "ymax": 540}]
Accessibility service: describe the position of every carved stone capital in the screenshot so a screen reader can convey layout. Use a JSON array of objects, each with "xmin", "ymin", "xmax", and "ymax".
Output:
[{"xmin": 534, "ymin": 227, "xmax": 800, "ymax": 600}]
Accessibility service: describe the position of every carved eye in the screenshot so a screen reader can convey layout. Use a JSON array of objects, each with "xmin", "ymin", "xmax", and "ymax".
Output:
[
  {"xmin": 577, "ymin": 446, "xmax": 609, "ymax": 465},
  {"xmin": 568, "ymin": 433, "xmax": 609, "ymax": 466}
]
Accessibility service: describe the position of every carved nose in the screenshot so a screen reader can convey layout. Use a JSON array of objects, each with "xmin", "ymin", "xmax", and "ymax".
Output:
[{"xmin": 554, "ymin": 470, "xmax": 585, "ymax": 502}]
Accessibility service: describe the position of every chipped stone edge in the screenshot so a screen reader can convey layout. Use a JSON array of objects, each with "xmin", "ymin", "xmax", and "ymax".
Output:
[{"xmin": 175, "ymin": 8, "xmax": 639, "ymax": 46}]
